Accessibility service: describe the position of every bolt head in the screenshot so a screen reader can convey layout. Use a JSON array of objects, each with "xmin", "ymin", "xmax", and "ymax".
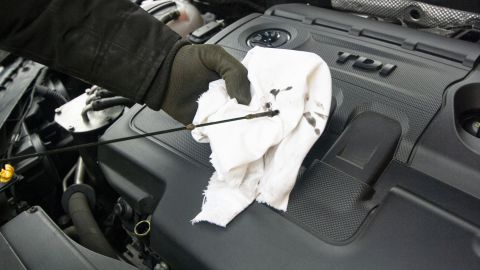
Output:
[
  {"xmin": 55, "ymin": 108, "xmax": 62, "ymax": 114},
  {"xmin": 68, "ymin": 125, "xmax": 75, "ymax": 131}
]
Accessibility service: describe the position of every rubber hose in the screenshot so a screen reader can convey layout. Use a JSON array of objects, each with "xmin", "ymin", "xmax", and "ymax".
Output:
[
  {"xmin": 95, "ymin": 89, "xmax": 116, "ymax": 99},
  {"xmin": 35, "ymin": 84, "xmax": 67, "ymax": 104},
  {"xmin": 34, "ymin": 67, "xmax": 67, "ymax": 104},
  {"xmin": 91, "ymin": 97, "xmax": 134, "ymax": 111},
  {"xmin": 68, "ymin": 192, "xmax": 117, "ymax": 259}
]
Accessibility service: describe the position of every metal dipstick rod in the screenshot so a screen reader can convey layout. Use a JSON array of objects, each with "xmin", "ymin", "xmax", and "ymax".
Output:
[{"xmin": 1, "ymin": 110, "xmax": 279, "ymax": 164}]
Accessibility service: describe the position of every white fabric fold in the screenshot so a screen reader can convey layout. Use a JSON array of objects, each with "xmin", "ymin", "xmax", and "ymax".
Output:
[{"xmin": 191, "ymin": 47, "xmax": 332, "ymax": 227}]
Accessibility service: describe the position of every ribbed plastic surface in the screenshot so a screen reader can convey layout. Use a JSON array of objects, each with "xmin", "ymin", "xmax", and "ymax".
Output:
[
  {"xmin": 132, "ymin": 109, "xmax": 374, "ymax": 243},
  {"xmin": 131, "ymin": 108, "xmax": 212, "ymax": 167},
  {"xmin": 286, "ymin": 160, "xmax": 372, "ymax": 243}
]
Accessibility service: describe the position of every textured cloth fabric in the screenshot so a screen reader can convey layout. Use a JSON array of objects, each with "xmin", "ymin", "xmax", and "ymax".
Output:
[{"xmin": 191, "ymin": 47, "xmax": 332, "ymax": 227}]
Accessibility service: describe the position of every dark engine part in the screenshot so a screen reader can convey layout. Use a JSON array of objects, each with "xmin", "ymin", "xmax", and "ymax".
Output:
[
  {"xmin": 0, "ymin": 58, "xmax": 77, "ymax": 218},
  {"xmin": 61, "ymin": 154, "xmax": 118, "ymax": 259},
  {"xmin": 99, "ymin": 4, "xmax": 480, "ymax": 270},
  {"xmin": 0, "ymin": 57, "xmax": 128, "ymax": 266},
  {"xmin": 0, "ymin": 207, "xmax": 136, "ymax": 270},
  {"xmin": 68, "ymin": 192, "xmax": 117, "ymax": 258}
]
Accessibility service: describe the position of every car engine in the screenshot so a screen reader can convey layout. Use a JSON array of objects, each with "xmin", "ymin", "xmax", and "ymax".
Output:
[{"xmin": 1, "ymin": 1, "xmax": 480, "ymax": 270}]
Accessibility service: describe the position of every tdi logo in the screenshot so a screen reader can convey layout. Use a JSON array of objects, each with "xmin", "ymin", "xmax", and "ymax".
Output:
[{"xmin": 336, "ymin": 51, "xmax": 396, "ymax": 76}]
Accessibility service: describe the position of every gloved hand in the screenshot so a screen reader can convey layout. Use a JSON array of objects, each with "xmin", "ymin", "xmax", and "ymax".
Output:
[{"xmin": 161, "ymin": 44, "xmax": 251, "ymax": 124}]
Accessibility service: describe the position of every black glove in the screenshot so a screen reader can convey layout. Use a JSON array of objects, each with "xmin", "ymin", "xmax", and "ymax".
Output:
[{"xmin": 161, "ymin": 44, "xmax": 251, "ymax": 124}]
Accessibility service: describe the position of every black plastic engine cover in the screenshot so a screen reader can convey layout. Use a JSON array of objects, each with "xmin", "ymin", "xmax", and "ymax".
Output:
[{"xmin": 98, "ymin": 4, "xmax": 480, "ymax": 270}]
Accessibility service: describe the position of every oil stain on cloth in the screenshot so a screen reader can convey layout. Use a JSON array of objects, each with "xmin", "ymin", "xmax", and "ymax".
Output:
[{"xmin": 191, "ymin": 47, "xmax": 332, "ymax": 227}]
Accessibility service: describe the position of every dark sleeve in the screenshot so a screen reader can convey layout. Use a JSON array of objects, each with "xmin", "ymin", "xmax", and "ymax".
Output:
[{"xmin": 0, "ymin": 0, "xmax": 187, "ymax": 109}]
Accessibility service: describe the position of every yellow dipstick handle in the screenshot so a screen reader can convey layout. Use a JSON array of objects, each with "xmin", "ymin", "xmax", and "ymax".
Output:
[{"xmin": 0, "ymin": 164, "xmax": 14, "ymax": 183}]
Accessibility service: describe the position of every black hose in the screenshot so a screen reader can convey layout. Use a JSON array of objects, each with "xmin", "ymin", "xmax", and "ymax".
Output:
[
  {"xmin": 34, "ymin": 84, "xmax": 68, "ymax": 104},
  {"xmin": 68, "ymin": 192, "xmax": 117, "ymax": 259},
  {"xmin": 85, "ymin": 89, "xmax": 116, "ymax": 105},
  {"xmin": 81, "ymin": 96, "xmax": 132, "ymax": 121},
  {"xmin": 91, "ymin": 97, "xmax": 135, "ymax": 111},
  {"xmin": 95, "ymin": 89, "xmax": 116, "ymax": 99},
  {"xmin": 33, "ymin": 67, "xmax": 68, "ymax": 105}
]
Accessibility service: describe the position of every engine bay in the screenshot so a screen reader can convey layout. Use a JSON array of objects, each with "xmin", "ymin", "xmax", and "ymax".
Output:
[{"xmin": 1, "ymin": 1, "xmax": 480, "ymax": 270}]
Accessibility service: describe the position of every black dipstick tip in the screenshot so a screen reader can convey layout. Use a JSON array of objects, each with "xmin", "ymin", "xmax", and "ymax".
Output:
[{"xmin": 271, "ymin": 110, "xmax": 280, "ymax": 117}]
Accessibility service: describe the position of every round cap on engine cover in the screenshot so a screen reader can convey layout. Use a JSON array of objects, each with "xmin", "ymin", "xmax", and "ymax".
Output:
[{"xmin": 247, "ymin": 29, "xmax": 291, "ymax": 48}]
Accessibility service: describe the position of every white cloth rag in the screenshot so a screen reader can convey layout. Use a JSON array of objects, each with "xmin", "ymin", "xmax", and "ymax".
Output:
[{"xmin": 191, "ymin": 47, "xmax": 332, "ymax": 227}]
